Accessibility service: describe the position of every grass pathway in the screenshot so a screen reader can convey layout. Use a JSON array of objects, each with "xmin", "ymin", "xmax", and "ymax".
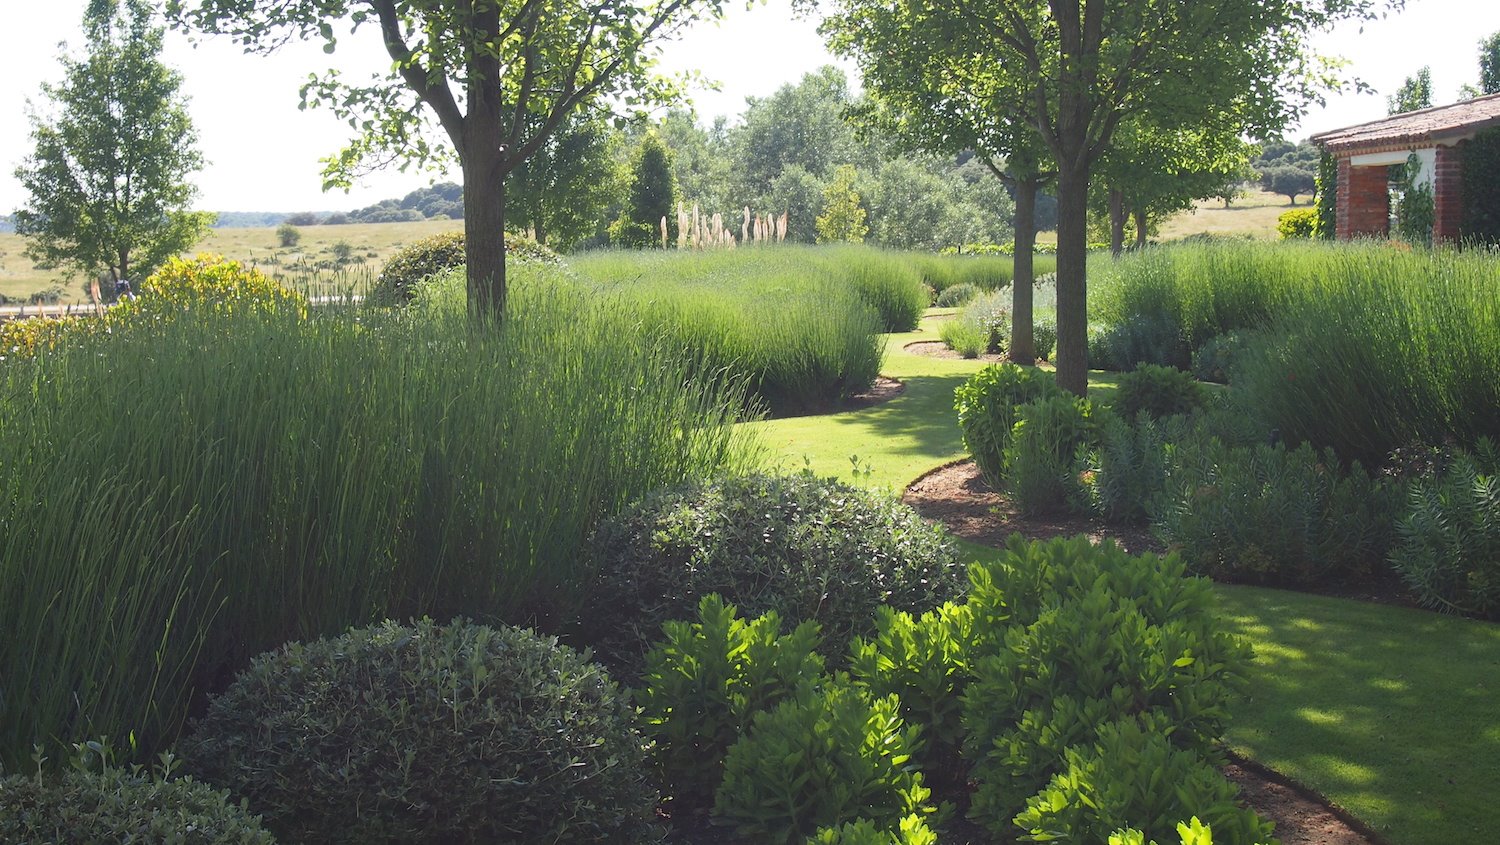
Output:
[{"xmin": 753, "ymin": 311, "xmax": 1500, "ymax": 845}]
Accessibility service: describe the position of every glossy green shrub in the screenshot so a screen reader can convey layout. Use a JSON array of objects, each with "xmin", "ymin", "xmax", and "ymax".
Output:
[
  {"xmin": 848, "ymin": 603, "xmax": 974, "ymax": 780},
  {"xmin": 0, "ymin": 751, "xmax": 274, "ymax": 844},
  {"xmin": 179, "ymin": 619, "xmax": 656, "ymax": 845},
  {"xmin": 1016, "ymin": 717, "xmax": 1275, "ymax": 844},
  {"xmin": 955, "ymin": 363, "xmax": 1065, "ymax": 489},
  {"xmin": 714, "ymin": 681, "xmax": 935, "ymax": 845},
  {"xmin": 1152, "ymin": 440, "xmax": 1401, "ymax": 585},
  {"xmin": 962, "ymin": 536, "xmax": 1252, "ymax": 835},
  {"xmin": 1115, "ymin": 363, "xmax": 1207, "ymax": 421},
  {"xmin": 1390, "ymin": 440, "xmax": 1500, "ymax": 618},
  {"xmin": 1007, "ymin": 394, "xmax": 1096, "ymax": 515},
  {"xmin": 807, "ymin": 814, "xmax": 939, "ymax": 845},
  {"xmin": 638, "ymin": 595, "xmax": 824, "ymax": 805},
  {"xmin": 934, "ymin": 282, "xmax": 979, "ymax": 308},
  {"xmin": 586, "ymin": 473, "xmax": 964, "ymax": 669},
  {"xmin": 1111, "ymin": 816, "xmax": 1274, "ymax": 845},
  {"xmin": 370, "ymin": 231, "xmax": 559, "ymax": 305}
]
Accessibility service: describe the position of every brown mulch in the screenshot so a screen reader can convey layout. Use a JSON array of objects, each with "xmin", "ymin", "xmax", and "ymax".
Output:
[
  {"xmin": 767, "ymin": 376, "xmax": 907, "ymax": 419},
  {"xmin": 904, "ymin": 340, "xmax": 1008, "ymax": 362},
  {"xmin": 901, "ymin": 458, "xmax": 1383, "ymax": 845}
]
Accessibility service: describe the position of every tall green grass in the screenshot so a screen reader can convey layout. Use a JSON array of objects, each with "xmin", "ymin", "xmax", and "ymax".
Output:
[
  {"xmin": 906, "ymin": 252, "xmax": 1056, "ymax": 294},
  {"xmin": 567, "ymin": 248, "xmax": 895, "ymax": 411},
  {"xmin": 0, "ymin": 265, "xmax": 756, "ymax": 769},
  {"xmin": 1091, "ymin": 241, "xmax": 1500, "ymax": 464}
]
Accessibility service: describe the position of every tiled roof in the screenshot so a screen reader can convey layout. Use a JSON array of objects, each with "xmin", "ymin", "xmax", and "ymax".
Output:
[{"xmin": 1311, "ymin": 93, "xmax": 1500, "ymax": 152}]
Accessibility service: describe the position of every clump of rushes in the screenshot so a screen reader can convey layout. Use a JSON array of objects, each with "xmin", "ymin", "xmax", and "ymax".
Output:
[{"xmin": 0, "ymin": 259, "xmax": 756, "ymax": 769}]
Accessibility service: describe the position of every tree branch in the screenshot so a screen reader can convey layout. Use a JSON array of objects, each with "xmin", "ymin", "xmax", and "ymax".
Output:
[{"xmin": 372, "ymin": 0, "xmax": 465, "ymax": 148}]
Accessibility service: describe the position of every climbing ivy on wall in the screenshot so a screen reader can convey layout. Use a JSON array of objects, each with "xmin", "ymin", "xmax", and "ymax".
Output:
[
  {"xmin": 1462, "ymin": 128, "xmax": 1500, "ymax": 245},
  {"xmin": 1395, "ymin": 153, "xmax": 1434, "ymax": 247},
  {"xmin": 1314, "ymin": 149, "xmax": 1337, "ymax": 239}
]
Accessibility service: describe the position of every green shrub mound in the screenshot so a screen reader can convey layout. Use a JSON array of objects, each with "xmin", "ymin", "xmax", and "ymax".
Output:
[
  {"xmin": 1111, "ymin": 817, "xmax": 1274, "ymax": 845},
  {"xmin": 954, "ymin": 363, "xmax": 1065, "ymax": 489},
  {"xmin": 371, "ymin": 231, "xmax": 559, "ymax": 305},
  {"xmin": 1390, "ymin": 440, "xmax": 1500, "ymax": 618},
  {"xmin": 934, "ymin": 282, "xmax": 979, "ymax": 308},
  {"xmin": 939, "ymin": 289, "xmax": 1009, "ymax": 358},
  {"xmin": 961, "ymin": 536, "xmax": 1254, "ymax": 835},
  {"xmin": 1114, "ymin": 363, "xmax": 1207, "ymax": 420},
  {"xmin": 1016, "ymin": 717, "xmax": 1275, "ymax": 845},
  {"xmin": 713, "ymin": 681, "xmax": 935, "ymax": 845},
  {"xmin": 1151, "ymin": 440, "xmax": 1400, "ymax": 585},
  {"xmin": 1033, "ymin": 316, "xmax": 1058, "ymax": 360},
  {"xmin": 638, "ymin": 595, "xmax": 824, "ymax": 806},
  {"xmin": 0, "ymin": 760, "xmax": 274, "ymax": 845},
  {"xmin": 179, "ymin": 619, "xmax": 656, "ymax": 845},
  {"xmin": 1190, "ymin": 332, "xmax": 1249, "ymax": 384},
  {"xmin": 807, "ymin": 814, "xmax": 938, "ymax": 845},
  {"xmin": 1007, "ymin": 394, "xmax": 1095, "ymax": 515},
  {"xmin": 587, "ymin": 472, "xmax": 964, "ymax": 668}
]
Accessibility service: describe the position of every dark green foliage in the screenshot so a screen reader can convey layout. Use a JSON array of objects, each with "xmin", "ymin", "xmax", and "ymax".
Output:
[
  {"xmin": 1394, "ymin": 153, "xmax": 1434, "ymax": 246},
  {"xmin": 585, "ymin": 472, "xmax": 965, "ymax": 669},
  {"xmin": 1014, "ymin": 717, "xmax": 1275, "ymax": 845},
  {"xmin": 617, "ymin": 133, "xmax": 677, "ymax": 248},
  {"xmin": 1114, "ymin": 363, "xmax": 1207, "ymax": 421},
  {"xmin": 371, "ymin": 231, "xmax": 560, "ymax": 304},
  {"xmin": 1033, "ymin": 316, "xmax": 1057, "ymax": 360},
  {"xmin": 954, "ymin": 363, "xmax": 1065, "ymax": 489},
  {"xmin": 1088, "ymin": 322, "xmax": 1119, "ymax": 370},
  {"xmin": 275, "ymin": 222, "xmax": 301, "ymax": 248},
  {"xmin": 1462, "ymin": 127, "xmax": 1500, "ymax": 245},
  {"xmin": 1098, "ymin": 313, "xmax": 1188, "ymax": 371},
  {"xmin": 714, "ymin": 681, "xmax": 935, "ymax": 845},
  {"xmin": 1259, "ymin": 166, "xmax": 1317, "ymax": 205},
  {"xmin": 0, "ymin": 753, "xmax": 274, "ymax": 845},
  {"xmin": 1006, "ymin": 394, "xmax": 1095, "ymax": 516},
  {"xmin": 179, "ymin": 619, "xmax": 656, "ymax": 845},
  {"xmin": 638, "ymin": 596, "xmax": 824, "ymax": 805},
  {"xmin": 934, "ymin": 281, "xmax": 979, "ymax": 307},
  {"xmin": 961, "ymin": 536, "xmax": 1253, "ymax": 836},
  {"xmin": 1078, "ymin": 410, "xmax": 1173, "ymax": 524},
  {"xmin": 1191, "ymin": 332, "xmax": 1248, "ymax": 384},
  {"xmin": 1390, "ymin": 440, "xmax": 1500, "ymax": 618},
  {"xmin": 1314, "ymin": 149, "xmax": 1337, "ymax": 239},
  {"xmin": 1152, "ymin": 440, "xmax": 1401, "ymax": 585}
]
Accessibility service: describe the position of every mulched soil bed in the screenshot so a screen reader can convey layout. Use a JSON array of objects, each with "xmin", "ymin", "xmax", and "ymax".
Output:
[
  {"xmin": 900, "ymin": 458, "xmax": 1384, "ymax": 845},
  {"xmin": 767, "ymin": 376, "xmax": 907, "ymax": 419}
]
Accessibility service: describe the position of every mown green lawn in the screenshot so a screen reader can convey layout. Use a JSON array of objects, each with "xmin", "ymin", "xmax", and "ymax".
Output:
[{"xmin": 754, "ymin": 309, "xmax": 1500, "ymax": 845}]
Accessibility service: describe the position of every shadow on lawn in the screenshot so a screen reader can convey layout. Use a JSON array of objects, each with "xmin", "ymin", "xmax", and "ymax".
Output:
[{"xmin": 1216, "ymin": 584, "xmax": 1500, "ymax": 844}]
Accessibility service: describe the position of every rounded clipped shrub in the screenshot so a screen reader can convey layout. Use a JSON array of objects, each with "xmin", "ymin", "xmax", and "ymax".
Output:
[
  {"xmin": 179, "ymin": 618, "xmax": 656, "ymax": 845},
  {"xmin": 1113, "ymin": 363, "xmax": 1207, "ymax": 420},
  {"xmin": 586, "ymin": 472, "xmax": 965, "ymax": 667},
  {"xmin": 371, "ymin": 231, "xmax": 560, "ymax": 305},
  {"xmin": 1033, "ymin": 316, "xmax": 1057, "ymax": 360},
  {"xmin": 955, "ymin": 362, "xmax": 1065, "ymax": 489},
  {"xmin": 0, "ymin": 763, "xmax": 275, "ymax": 844},
  {"xmin": 934, "ymin": 282, "xmax": 980, "ymax": 308}
]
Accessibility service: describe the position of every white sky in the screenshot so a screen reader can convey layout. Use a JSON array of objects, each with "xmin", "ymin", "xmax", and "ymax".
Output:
[{"xmin": 1, "ymin": 0, "xmax": 1497, "ymax": 213}]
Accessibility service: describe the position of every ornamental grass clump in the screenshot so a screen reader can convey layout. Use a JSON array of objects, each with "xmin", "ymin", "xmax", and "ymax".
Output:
[
  {"xmin": 0, "ymin": 260, "xmax": 754, "ymax": 770},
  {"xmin": 179, "ymin": 619, "xmax": 657, "ymax": 845},
  {"xmin": 939, "ymin": 288, "xmax": 1009, "ymax": 358}
]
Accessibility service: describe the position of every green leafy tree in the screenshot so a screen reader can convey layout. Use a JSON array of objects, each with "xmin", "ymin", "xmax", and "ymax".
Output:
[
  {"xmin": 1483, "ymin": 31, "xmax": 1500, "ymax": 95},
  {"xmin": 815, "ymin": 164, "xmax": 868, "ymax": 243},
  {"xmin": 761, "ymin": 165, "xmax": 826, "ymax": 243},
  {"xmin": 14, "ymin": 0, "xmax": 213, "ymax": 295},
  {"xmin": 658, "ymin": 109, "xmax": 736, "ymax": 220},
  {"xmin": 855, "ymin": 0, "xmax": 1390, "ymax": 394},
  {"xmin": 821, "ymin": 0, "xmax": 1052, "ymax": 362},
  {"xmin": 506, "ymin": 111, "xmax": 622, "ymax": 250},
  {"xmin": 1261, "ymin": 165, "xmax": 1319, "ymax": 205},
  {"xmin": 171, "ymin": 0, "xmax": 724, "ymax": 318},
  {"xmin": 1388, "ymin": 66, "xmax": 1434, "ymax": 114},
  {"xmin": 613, "ymin": 133, "xmax": 676, "ymax": 248},
  {"xmin": 732, "ymin": 66, "xmax": 873, "ymax": 197}
]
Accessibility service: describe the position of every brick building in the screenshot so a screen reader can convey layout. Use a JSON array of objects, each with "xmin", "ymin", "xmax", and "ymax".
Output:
[{"xmin": 1311, "ymin": 93, "xmax": 1500, "ymax": 242}]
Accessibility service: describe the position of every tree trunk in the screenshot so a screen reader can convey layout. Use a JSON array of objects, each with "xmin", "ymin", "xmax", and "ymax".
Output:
[
  {"xmin": 1108, "ymin": 189, "xmax": 1125, "ymax": 257},
  {"xmin": 1053, "ymin": 166, "xmax": 1090, "ymax": 396},
  {"xmin": 1009, "ymin": 177, "xmax": 1038, "ymax": 364},
  {"xmin": 1133, "ymin": 208, "xmax": 1148, "ymax": 250}
]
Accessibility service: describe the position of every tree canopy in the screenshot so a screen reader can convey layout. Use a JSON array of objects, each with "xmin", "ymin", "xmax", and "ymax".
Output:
[
  {"xmin": 1388, "ymin": 66, "xmax": 1433, "ymax": 114},
  {"xmin": 15, "ymin": 0, "xmax": 212, "ymax": 294},
  {"xmin": 170, "ymin": 0, "xmax": 726, "ymax": 317}
]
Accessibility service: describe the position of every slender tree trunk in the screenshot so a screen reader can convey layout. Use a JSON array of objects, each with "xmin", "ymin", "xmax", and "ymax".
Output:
[
  {"xmin": 1108, "ymin": 189, "xmax": 1125, "ymax": 257},
  {"xmin": 1133, "ymin": 208, "xmax": 1148, "ymax": 250},
  {"xmin": 463, "ymin": 159, "xmax": 507, "ymax": 320},
  {"xmin": 1053, "ymin": 165, "xmax": 1090, "ymax": 396},
  {"xmin": 118, "ymin": 249, "xmax": 130, "ymax": 288},
  {"xmin": 1010, "ymin": 178, "xmax": 1038, "ymax": 364}
]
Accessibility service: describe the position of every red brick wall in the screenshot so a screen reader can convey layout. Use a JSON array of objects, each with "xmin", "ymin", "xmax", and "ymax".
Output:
[
  {"xmin": 1337, "ymin": 157, "xmax": 1390, "ymax": 239},
  {"xmin": 1433, "ymin": 143, "xmax": 1464, "ymax": 243}
]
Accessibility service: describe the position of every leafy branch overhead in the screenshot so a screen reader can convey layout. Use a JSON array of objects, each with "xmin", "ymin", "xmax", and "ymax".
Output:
[{"xmin": 168, "ymin": 0, "xmax": 726, "ymax": 316}]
